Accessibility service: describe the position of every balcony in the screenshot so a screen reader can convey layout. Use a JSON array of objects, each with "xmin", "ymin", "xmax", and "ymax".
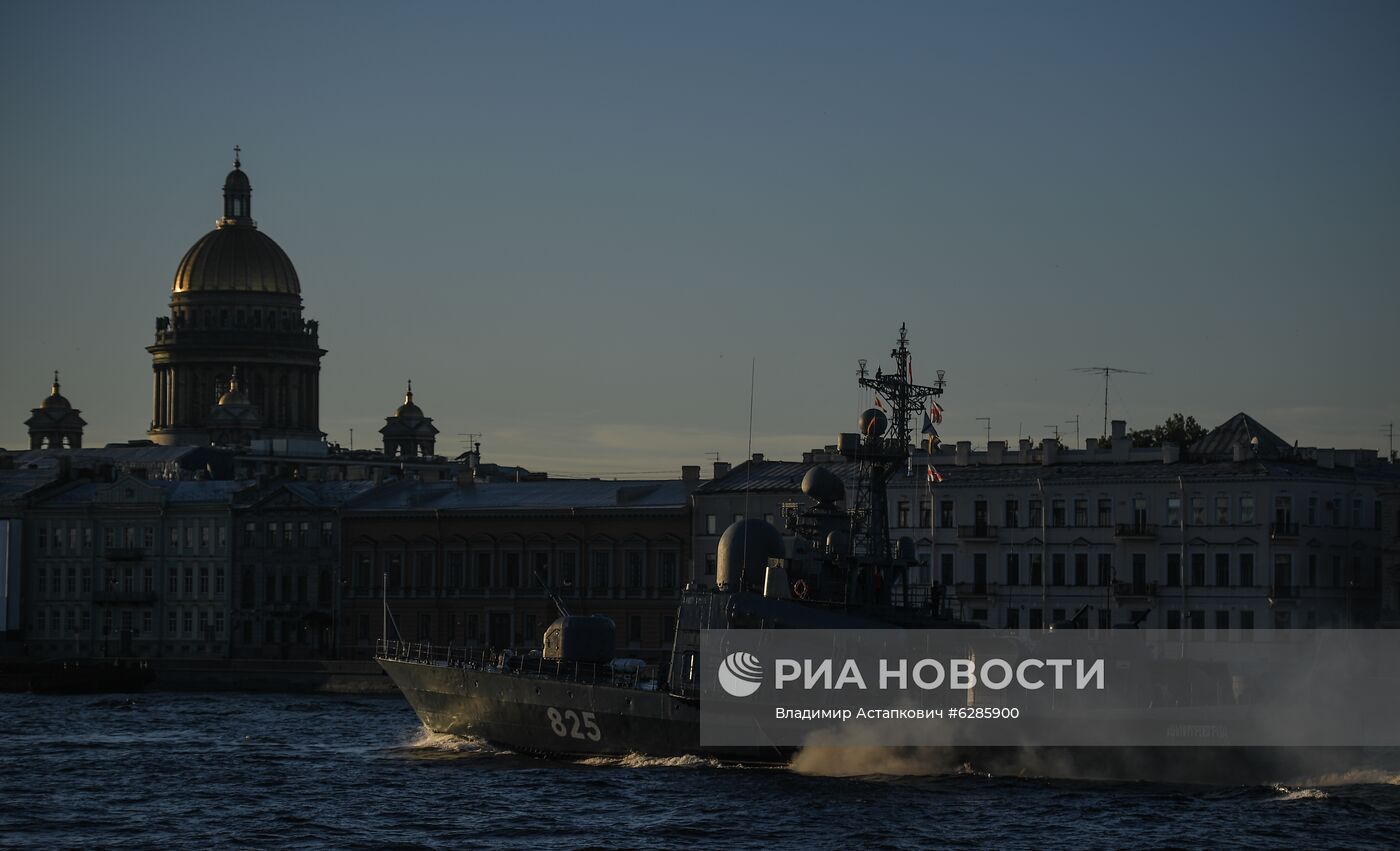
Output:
[
  {"xmin": 1113, "ymin": 523, "xmax": 1157, "ymax": 540},
  {"xmin": 1112, "ymin": 581, "xmax": 1157, "ymax": 599},
  {"xmin": 1270, "ymin": 521, "xmax": 1300, "ymax": 540},
  {"xmin": 93, "ymin": 590, "xmax": 157, "ymax": 605},
  {"xmin": 103, "ymin": 547, "xmax": 147, "ymax": 561},
  {"xmin": 954, "ymin": 581, "xmax": 996, "ymax": 599},
  {"xmin": 956, "ymin": 524, "xmax": 999, "ymax": 541}
]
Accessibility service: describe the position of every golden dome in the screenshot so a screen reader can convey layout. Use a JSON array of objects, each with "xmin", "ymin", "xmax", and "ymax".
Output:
[
  {"xmin": 173, "ymin": 226, "xmax": 300, "ymax": 296},
  {"xmin": 172, "ymin": 155, "xmax": 300, "ymax": 296}
]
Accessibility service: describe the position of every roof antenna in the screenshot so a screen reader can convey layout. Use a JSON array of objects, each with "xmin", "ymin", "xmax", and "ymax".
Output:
[
  {"xmin": 233, "ymin": 145, "xmax": 241, "ymax": 168},
  {"xmin": 1073, "ymin": 366, "xmax": 1147, "ymax": 439}
]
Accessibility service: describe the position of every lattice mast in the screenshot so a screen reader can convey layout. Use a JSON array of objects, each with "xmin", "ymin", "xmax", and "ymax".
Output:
[{"xmin": 850, "ymin": 324, "xmax": 946, "ymax": 567}]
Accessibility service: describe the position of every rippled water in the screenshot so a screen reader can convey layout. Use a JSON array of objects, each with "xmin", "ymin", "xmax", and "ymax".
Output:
[{"xmin": 2, "ymin": 692, "xmax": 1398, "ymax": 849}]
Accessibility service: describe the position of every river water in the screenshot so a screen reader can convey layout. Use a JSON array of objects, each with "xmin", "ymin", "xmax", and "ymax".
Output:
[{"xmin": 2, "ymin": 692, "xmax": 1398, "ymax": 849}]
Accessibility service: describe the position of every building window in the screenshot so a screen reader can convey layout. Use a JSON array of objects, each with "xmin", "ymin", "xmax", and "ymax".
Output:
[
  {"xmin": 1004, "ymin": 500, "xmax": 1019, "ymax": 528},
  {"xmin": 502, "ymin": 552, "xmax": 520, "ymax": 589},
  {"xmin": 557, "ymin": 551, "xmax": 578, "ymax": 591},
  {"xmin": 320, "ymin": 521, "xmax": 333, "ymax": 546},
  {"xmin": 704, "ymin": 552, "xmax": 716, "ymax": 576},
  {"xmin": 416, "ymin": 552, "xmax": 435, "ymax": 594},
  {"xmin": 1240, "ymin": 495, "xmax": 1256, "ymax": 525},
  {"xmin": 1166, "ymin": 496, "xmax": 1181, "ymax": 526},
  {"xmin": 658, "ymin": 551, "xmax": 678, "ymax": 591},
  {"xmin": 1051, "ymin": 553, "xmax": 1065, "ymax": 586},
  {"xmin": 1073, "ymin": 499, "xmax": 1088, "ymax": 528},
  {"xmin": 627, "ymin": 615, "xmax": 642, "ymax": 644},
  {"xmin": 1214, "ymin": 495, "xmax": 1230, "ymax": 525},
  {"xmin": 625, "ymin": 551, "xmax": 644, "ymax": 590},
  {"xmin": 184, "ymin": 567, "xmax": 194, "ymax": 594},
  {"xmin": 940, "ymin": 553, "xmax": 954, "ymax": 586},
  {"xmin": 474, "ymin": 553, "xmax": 492, "ymax": 589},
  {"xmin": 198, "ymin": 567, "xmax": 209, "ymax": 595},
  {"xmin": 590, "ymin": 551, "xmax": 611, "ymax": 590},
  {"xmin": 897, "ymin": 502, "xmax": 910, "ymax": 528},
  {"xmin": 705, "ymin": 515, "xmax": 716, "ymax": 535},
  {"xmin": 939, "ymin": 501, "xmax": 954, "ymax": 528},
  {"xmin": 1029, "ymin": 500, "xmax": 1043, "ymax": 527},
  {"xmin": 1074, "ymin": 553, "xmax": 1088, "ymax": 587},
  {"xmin": 298, "ymin": 522, "xmax": 310, "ymax": 547},
  {"xmin": 918, "ymin": 501, "xmax": 931, "ymax": 528},
  {"xmin": 1190, "ymin": 497, "xmax": 1205, "ymax": 526},
  {"xmin": 1240, "ymin": 553, "xmax": 1255, "ymax": 587},
  {"xmin": 1215, "ymin": 553, "xmax": 1230, "ymax": 587},
  {"xmin": 1051, "ymin": 499, "xmax": 1066, "ymax": 528},
  {"xmin": 1097, "ymin": 553, "xmax": 1112, "ymax": 586},
  {"xmin": 1165, "ymin": 554, "xmax": 1181, "ymax": 587},
  {"xmin": 243, "ymin": 522, "xmax": 257, "ymax": 547},
  {"xmin": 143, "ymin": 527, "xmax": 155, "ymax": 548},
  {"xmin": 1029, "ymin": 553, "xmax": 1043, "ymax": 586},
  {"xmin": 1240, "ymin": 610, "xmax": 1254, "ymax": 630},
  {"xmin": 1005, "ymin": 553, "xmax": 1020, "ymax": 586}
]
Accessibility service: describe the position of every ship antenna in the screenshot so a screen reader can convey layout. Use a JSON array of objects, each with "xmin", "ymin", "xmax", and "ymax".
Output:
[{"xmin": 741, "ymin": 357, "xmax": 756, "ymax": 580}]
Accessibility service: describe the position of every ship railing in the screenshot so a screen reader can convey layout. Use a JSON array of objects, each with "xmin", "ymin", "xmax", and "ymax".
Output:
[{"xmin": 375, "ymin": 639, "xmax": 662, "ymax": 689}]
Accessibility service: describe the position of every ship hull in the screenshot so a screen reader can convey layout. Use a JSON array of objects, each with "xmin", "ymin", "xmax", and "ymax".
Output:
[
  {"xmin": 378, "ymin": 658, "xmax": 787, "ymax": 763},
  {"xmin": 380, "ymin": 659, "xmax": 1362, "ymax": 782}
]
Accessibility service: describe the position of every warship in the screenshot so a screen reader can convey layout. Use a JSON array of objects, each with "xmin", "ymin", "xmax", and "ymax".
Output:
[
  {"xmin": 374, "ymin": 328, "xmax": 1369, "ymax": 781},
  {"xmin": 376, "ymin": 325, "xmax": 975, "ymax": 761}
]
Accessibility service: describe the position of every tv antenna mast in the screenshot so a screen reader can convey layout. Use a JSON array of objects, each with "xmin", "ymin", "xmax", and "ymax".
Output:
[
  {"xmin": 1074, "ymin": 366, "xmax": 1147, "ymax": 439},
  {"xmin": 976, "ymin": 417, "xmax": 991, "ymax": 450},
  {"xmin": 1066, "ymin": 415, "xmax": 1081, "ymax": 449}
]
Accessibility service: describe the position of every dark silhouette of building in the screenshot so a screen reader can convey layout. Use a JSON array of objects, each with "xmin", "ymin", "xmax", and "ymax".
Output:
[
  {"xmin": 25, "ymin": 372, "xmax": 85, "ymax": 449},
  {"xmin": 380, "ymin": 381, "xmax": 438, "ymax": 458},
  {"xmin": 148, "ymin": 151, "xmax": 325, "ymax": 446}
]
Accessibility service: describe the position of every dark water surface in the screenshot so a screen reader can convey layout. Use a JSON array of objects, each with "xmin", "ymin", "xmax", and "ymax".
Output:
[{"xmin": 2, "ymin": 692, "xmax": 1398, "ymax": 849}]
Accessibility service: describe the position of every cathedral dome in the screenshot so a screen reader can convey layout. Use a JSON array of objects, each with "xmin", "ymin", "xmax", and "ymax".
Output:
[
  {"xmin": 172, "ymin": 151, "xmax": 300, "ymax": 296},
  {"xmin": 172, "ymin": 227, "xmax": 301, "ymax": 295}
]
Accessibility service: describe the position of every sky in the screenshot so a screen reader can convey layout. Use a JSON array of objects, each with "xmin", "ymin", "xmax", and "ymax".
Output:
[{"xmin": 1, "ymin": 1, "xmax": 1397, "ymax": 474}]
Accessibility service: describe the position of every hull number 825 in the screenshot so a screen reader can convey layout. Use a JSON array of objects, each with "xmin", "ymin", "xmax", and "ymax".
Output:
[{"xmin": 546, "ymin": 707, "xmax": 602, "ymax": 741}]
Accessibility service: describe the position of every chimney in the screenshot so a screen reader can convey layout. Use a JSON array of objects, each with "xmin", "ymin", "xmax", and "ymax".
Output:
[
  {"xmin": 752, "ymin": 453, "xmax": 764, "ymax": 463},
  {"xmin": 682, "ymin": 465, "xmax": 700, "ymax": 483},
  {"xmin": 987, "ymin": 440, "xmax": 1005, "ymax": 465},
  {"xmin": 955, "ymin": 441, "xmax": 971, "ymax": 466},
  {"xmin": 713, "ymin": 461, "xmax": 731, "ymax": 479},
  {"xmin": 1162, "ymin": 442, "xmax": 1180, "ymax": 464},
  {"xmin": 1086, "ymin": 437, "xmax": 1099, "ymax": 452},
  {"xmin": 1042, "ymin": 438, "xmax": 1059, "ymax": 466},
  {"xmin": 1337, "ymin": 450, "xmax": 1356, "ymax": 469},
  {"xmin": 1018, "ymin": 438, "xmax": 1032, "ymax": 464},
  {"xmin": 1111, "ymin": 419, "xmax": 1127, "ymax": 440}
]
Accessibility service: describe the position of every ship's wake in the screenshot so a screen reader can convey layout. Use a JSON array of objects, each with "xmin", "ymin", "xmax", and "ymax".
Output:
[
  {"xmin": 394, "ymin": 727, "xmax": 510, "ymax": 758},
  {"xmin": 575, "ymin": 752, "xmax": 727, "ymax": 770}
]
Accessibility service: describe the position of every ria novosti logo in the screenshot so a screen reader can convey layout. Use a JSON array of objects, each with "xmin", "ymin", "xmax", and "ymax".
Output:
[{"xmin": 717, "ymin": 651, "xmax": 764, "ymax": 697}]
